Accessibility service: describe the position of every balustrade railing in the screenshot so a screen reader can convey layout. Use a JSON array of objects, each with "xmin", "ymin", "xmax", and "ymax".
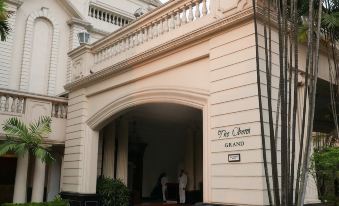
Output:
[
  {"xmin": 0, "ymin": 94, "xmax": 25, "ymax": 114},
  {"xmin": 51, "ymin": 102, "xmax": 68, "ymax": 119},
  {"xmin": 0, "ymin": 89, "xmax": 68, "ymax": 119},
  {"xmin": 93, "ymin": 0, "xmax": 209, "ymax": 65},
  {"xmin": 88, "ymin": 5, "xmax": 132, "ymax": 27}
]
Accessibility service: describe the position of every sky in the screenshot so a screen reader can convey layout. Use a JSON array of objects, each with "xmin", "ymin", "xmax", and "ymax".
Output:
[{"xmin": 160, "ymin": 0, "xmax": 169, "ymax": 3}]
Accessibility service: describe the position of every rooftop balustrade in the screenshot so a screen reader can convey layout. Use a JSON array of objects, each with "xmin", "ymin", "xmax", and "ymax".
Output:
[{"xmin": 69, "ymin": 0, "xmax": 215, "ymax": 82}]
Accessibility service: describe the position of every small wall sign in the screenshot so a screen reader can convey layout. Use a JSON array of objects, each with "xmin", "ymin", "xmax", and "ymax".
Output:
[{"xmin": 228, "ymin": 154, "xmax": 241, "ymax": 162}]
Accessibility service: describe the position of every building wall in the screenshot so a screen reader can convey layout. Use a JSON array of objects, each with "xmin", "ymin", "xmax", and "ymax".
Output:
[{"xmin": 1, "ymin": 0, "xmax": 156, "ymax": 96}]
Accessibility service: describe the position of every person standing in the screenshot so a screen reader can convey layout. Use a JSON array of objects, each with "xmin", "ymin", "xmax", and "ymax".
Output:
[
  {"xmin": 178, "ymin": 169, "xmax": 188, "ymax": 204},
  {"xmin": 161, "ymin": 173, "xmax": 168, "ymax": 202}
]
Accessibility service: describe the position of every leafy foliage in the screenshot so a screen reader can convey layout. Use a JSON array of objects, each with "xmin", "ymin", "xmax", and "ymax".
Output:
[
  {"xmin": 96, "ymin": 176, "xmax": 130, "ymax": 206},
  {"xmin": 0, "ymin": 116, "xmax": 54, "ymax": 163},
  {"xmin": 0, "ymin": 0, "xmax": 11, "ymax": 41},
  {"xmin": 311, "ymin": 147, "xmax": 339, "ymax": 204}
]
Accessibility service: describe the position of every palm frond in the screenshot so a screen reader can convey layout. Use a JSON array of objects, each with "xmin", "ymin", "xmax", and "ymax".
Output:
[
  {"xmin": 0, "ymin": 140, "xmax": 17, "ymax": 156},
  {"xmin": 33, "ymin": 146, "xmax": 55, "ymax": 163},
  {"xmin": 322, "ymin": 12, "xmax": 339, "ymax": 30},
  {"xmin": 2, "ymin": 117, "xmax": 30, "ymax": 140},
  {"xmin": 29, "ymin": 116, "xmax": 52, "ymax": 140}
]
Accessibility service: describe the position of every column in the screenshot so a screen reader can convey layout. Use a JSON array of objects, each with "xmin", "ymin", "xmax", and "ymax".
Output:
[
  {"xmin": 13, "ymin": 152, "xmax": 29, "ymax": 203},
  {"xmin": 47, "ymin": 156, "xmax": 62, "ymax": 201},
  {"xmin": 103, "ymin": 121, "xmax": 116, "ymax": 178},
  {"xmin": 116, "ymin": 118, "xmax": 128, "ymax": 184},
  {"xmin": 31, "ymin": 158, "xmax": 46, "ymax": 202}
]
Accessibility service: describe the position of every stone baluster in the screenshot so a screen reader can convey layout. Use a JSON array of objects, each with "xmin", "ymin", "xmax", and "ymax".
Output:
[
  {"xmin": 112, "ymin": 44, "xmax": 117, "ymax": 56},
  {"xmin": 152, "ymin": 22, "xmax": 157, "ymax": 38},
  {"xmin": 138, "ymin": 30, "xmax": 143, "ymax": 44},
  {"xmin": 169, "ymin": 12, "xmax": 175, "ymax": 30},
  {"xmin": 51, "ymin": 104, "xmax": 55, "ymax": 117},
  {"xmin": 64, "ymin": 105, "xmax": 68, "ymax": 118},
  {"xmin": 148, "ymin": 25, "xmax": 153, "ymax": 40},
  {"xmin": 108, "ymin": 47, "xmax": 113, "ymax": 58},
  {"xmin": 129, "ymin": 35, "xmax": 133, "ymax": 48},
  {"xmin": 101, "ymin": 49, "xmax": 105, "ymax": 61},
  {"xmin": 181, "ymin": 6, "xmax": 187, "ymax": 25},
  {"xmin": 120, "ymin": 40, "xmax": 124, "ymax": 53},
  {"xmin": 17, "ymin": 98, "xmax": 23, "ymax": 113},
  {"xmin": 60, "ymin": 105, "xmax": 64, "ymax": 118},
  {"xmin": 97, "ymin": 52, "xmax": 101, "ymax": 63},
  {"xmin": 202, "ymin": 0, "xmax": 208, "ymax": 16},
  {"xmin": 104, "ymin": 48, "xmax": 108, "ymax": 59},
  {"xmin": 117, "ymin": 43, "xmax": 120, "ymax": 55},
  {"xmin": 56, "ymin": 104, "xmax": 61, "ymax": 118},
  {"xmin": 11, "ymin": 97, "xmax": 16, "ymax": 112},
  {"xmin": 163, "ymin": 16, "xmax": 169, "ymax": 33},
  {"xmin": 158, "ymin": 20, "xmax": 163, "ymax": 35},
  {"xmin": 143, "ymin": 27, "xmax": 148, "ymax": 42},
  {"xmin": 0, "ymin": 96, "xmax": 4, "ymax": 111},
  {"xmin": 195, "ymin": 0, "xmax": 201, "ymax": 19},
  {"xmin": 188, "ymin": 3, "xmax": 194, "ymax": 22},
  {"xmin": 175, "ymin": 10, "xmax": 181, "ymax": 28},
  {"xmin": 125, "ymin": 38, "xmax": 129, "ymax": 51},
  {"xmin": 103, "ymin": 12, "xmax": 106, "ymax": 21},
  {"xmin": 137, "ymin": 30, "xmax": 142, "ymax": 45},
  {"xmin": 123, "ymin": 38, "xmax": 127, "ymax": 51},
  {"xmin": 5, "ymin": 95, "xmax": 9, "ymax": 112}
]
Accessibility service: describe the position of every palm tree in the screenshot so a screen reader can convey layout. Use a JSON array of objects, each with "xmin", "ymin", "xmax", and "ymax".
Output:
[
  {"xmin": 0, "ymin": 116, "xmax": 54, "ymax": 202},
  {"xmin": 0, "ymin": 116, "xmax": 54, "ymax": 163},
  {"xmin": 0, "ymin": 0, "xmax": 11, "ymax": 41}
]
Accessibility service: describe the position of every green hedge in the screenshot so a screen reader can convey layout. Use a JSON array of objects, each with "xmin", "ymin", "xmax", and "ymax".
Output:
[{"xmin": 97, "ymin": 176, "xmax": 129, "ymax": 206}]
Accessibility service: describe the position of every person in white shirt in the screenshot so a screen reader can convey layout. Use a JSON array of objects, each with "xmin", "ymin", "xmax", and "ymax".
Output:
[
  {"xmin": 178, "ymin": 169, "xmax": 188, "ymax": 204},
  {"xmin": 161, "ymin": 173, "xmax": 168, "ymax": 202}
]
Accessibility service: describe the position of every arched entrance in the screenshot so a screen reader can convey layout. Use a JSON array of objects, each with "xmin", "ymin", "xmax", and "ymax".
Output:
[{"xmin": 97, "ymin": 103, "xmax": 204, "ymax": 205}]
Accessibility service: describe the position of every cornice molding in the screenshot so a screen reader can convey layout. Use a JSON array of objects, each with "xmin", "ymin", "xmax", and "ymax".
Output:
[
  {"xmin": 65, "ymin": 8, "xmax": 254, "ymax": 91},
  {"xmin": 67, "ymin": 17, "xmax": 91, "ymax": 28}
]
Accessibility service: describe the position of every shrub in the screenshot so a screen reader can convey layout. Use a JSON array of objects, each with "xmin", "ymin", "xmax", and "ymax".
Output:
[
  {"xmin": 96, "ymin": 176, "xmax": 130, "ymax": 206},
  {"xmin": 1, "ymin": 197, "xmax": 68, "ymax": 206},
  {"xmin": 312, "ymin": 147, "xmax": 339, "ymax": 205}
]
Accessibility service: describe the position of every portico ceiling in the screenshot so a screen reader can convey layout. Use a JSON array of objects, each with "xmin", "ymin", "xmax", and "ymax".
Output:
[{"xmin": 124, "ymin": 103, "xmax": 202, "ymax": 126}]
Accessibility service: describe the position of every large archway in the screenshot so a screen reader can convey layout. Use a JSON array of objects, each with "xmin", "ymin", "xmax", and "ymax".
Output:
[{"xmin": 98, "ymin": 103, "xmax": 204, "ymax": 205}]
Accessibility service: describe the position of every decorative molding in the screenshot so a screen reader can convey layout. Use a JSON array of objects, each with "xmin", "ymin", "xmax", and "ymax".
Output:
[
  {"xmin": 86, "ymin": 86, "xmax": 209, "ymax": 130},
  {"xmin": 4, "ymin": 0, "xmax": 23, "ymax": 8},
  {"xmin": 19, "ymin": 8, "xmax": 60, "ymax": 96},
  {"xmin": 67, "ymin": 17, "xmax": 91, "ymax": 28},
  {"xmin": 65, "ymin": 8, "xmax": 254, "ymax": 91}
]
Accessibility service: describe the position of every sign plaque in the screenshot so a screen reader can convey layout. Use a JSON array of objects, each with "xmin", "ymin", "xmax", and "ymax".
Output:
[{"xmin": 228, "ymin": 154, "xmax": 241, "ymax": 162}]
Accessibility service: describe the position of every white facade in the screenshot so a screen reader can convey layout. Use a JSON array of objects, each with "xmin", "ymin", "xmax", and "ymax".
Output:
[
  {"xmin": 0, "ymin": 0, "xmax": 161, "ymax": 203},
  {"xmin": 0, "ymin": 0, "xmax": 160, "ymax": 96}
]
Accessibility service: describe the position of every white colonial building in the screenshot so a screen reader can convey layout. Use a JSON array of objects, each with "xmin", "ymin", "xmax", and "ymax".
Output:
[
  {"xmin": 0, "ymin": 0, "xmax": 161, "ymax": 204},
  {"xmin": 0, "ymin": 0, "xmax": 336, "ymax": 205}
]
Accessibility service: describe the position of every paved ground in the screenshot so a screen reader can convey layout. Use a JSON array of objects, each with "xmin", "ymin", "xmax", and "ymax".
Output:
[{"xmin": 135, "ymin": 202, "xmax": 191, "ymax": 206}]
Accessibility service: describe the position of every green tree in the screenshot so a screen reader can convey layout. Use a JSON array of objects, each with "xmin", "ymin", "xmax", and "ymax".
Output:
[
  {"xmin": 0, "ymin": 116, "xmax": 54, "ymax": 163},
  {"xmin": 0, "ymin": 0, "xmax": 11, "ymax": 41}
]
